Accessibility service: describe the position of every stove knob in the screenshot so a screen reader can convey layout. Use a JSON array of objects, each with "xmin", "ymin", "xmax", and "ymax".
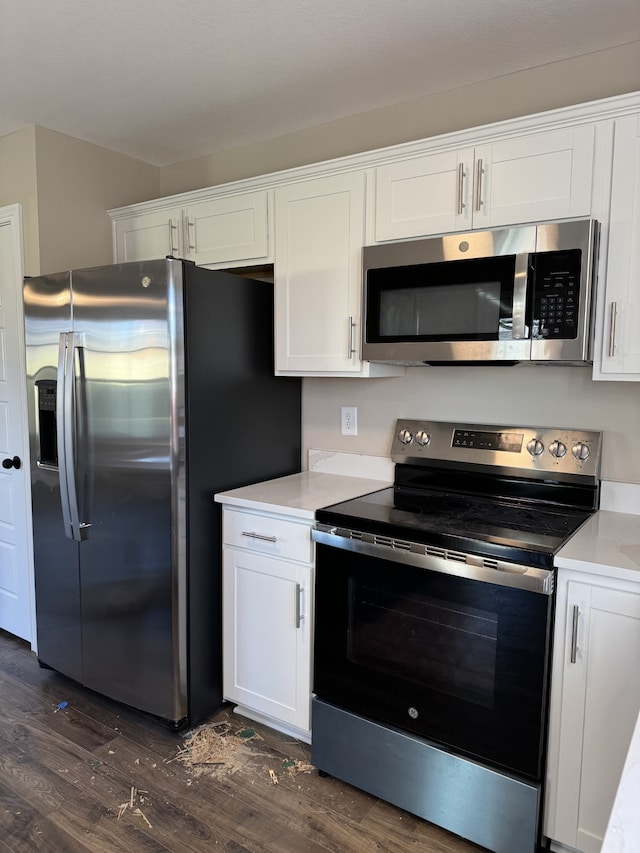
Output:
[
  {"xmin": 415, "ymin": 430, "xmax": 431, "ymax": 447},
  {"xmin": 527, "ymin": 438, "xmax": 544, "ymax": 457},
  {"xmin": 398, "ymin": 429, "xmax": 413, "ymax": 445},
  {"xmin": 572, "ymin": 441, "xmax": 590, "ymax": 461},
  {"xmin": 549, "ymin": 440, "xmax": 567, "ymax": 458}
]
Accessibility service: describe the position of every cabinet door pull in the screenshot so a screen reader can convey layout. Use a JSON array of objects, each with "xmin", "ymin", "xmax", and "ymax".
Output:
[
  {"xmin": 182, "ymin": 215, "xmax": 189, "ymax": 254},
  {"xmin": 348, "ymin": 316, "xmax": 356, "ymax": 358},
  {"xmin": 474, "ymin": 158, "xmax": 484, "ymax": 212},
  {"xmin": 186, "ymin": 217, "xmax": 196, "ymax": 251},
  {"xmin": 608, "ymin": 301, "xmax": 618, "ymax": 358},
  {"xmin": 295, "ymin": 583, "xmax": 304, "ymax": 627},
  {"xmin": 456, "ymin": 162, "xmax": 466, "ymax": 215},
  {"xmin": 168, "ymin": 219, "xmax": 178, "ymax": 255},
  {"xmin": 570, "ymin": 605, "xmax": 580, "ymax": 663},
  {"xmin": 242, "ymin": 531, "xmax": 277, "ymax": 543}
]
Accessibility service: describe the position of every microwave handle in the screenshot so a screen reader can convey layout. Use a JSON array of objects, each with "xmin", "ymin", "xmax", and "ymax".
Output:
[{"xmin": 512, "ymin": 254, "xmax": 529, "ymax": 340}]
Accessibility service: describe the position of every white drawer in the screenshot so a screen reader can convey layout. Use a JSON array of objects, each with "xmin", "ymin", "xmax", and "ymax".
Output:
[{"xmin": 222, "ymin": 508, "xmax": 313, "ymax": 564}]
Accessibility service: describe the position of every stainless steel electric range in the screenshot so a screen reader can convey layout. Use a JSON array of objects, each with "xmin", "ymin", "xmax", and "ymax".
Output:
[{"xmin": 311, "ymin": 419, "xmax": 602, "ymax": 853}]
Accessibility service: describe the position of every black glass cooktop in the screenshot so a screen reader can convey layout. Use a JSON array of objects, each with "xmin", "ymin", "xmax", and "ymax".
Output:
[{"xmin": 315, "ymin": 485, "xmax": 594, "ymax": 569}]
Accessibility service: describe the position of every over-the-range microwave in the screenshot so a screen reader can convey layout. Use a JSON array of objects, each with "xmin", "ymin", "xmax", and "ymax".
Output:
[{"xmin": 362, "ymin": 218, "xmax": 599, "ymax": 365}]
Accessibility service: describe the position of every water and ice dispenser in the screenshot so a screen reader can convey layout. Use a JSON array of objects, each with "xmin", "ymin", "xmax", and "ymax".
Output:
[{"xmin": 35, "ymin": 379, "xmax": 58, "ymax": 467}]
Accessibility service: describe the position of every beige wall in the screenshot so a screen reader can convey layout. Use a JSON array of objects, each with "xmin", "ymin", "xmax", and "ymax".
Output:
[
  {"xmin": 158, "ymin": 41, "xmax": 640, "ymax": 485},
  {"xmin": 34, "ymin": 127, "xmax": 161, "ymax": 274},
  {"xmin": 161, "ymin": 41, "xmax": 640, "ymax": 195},
  {"xmin": 302, "ymin": 368, "xmax": 640, "ymax": 484},
  {"xmin": 0, "ymin": 126, "xmax": 161, "ymax": 276},
  {"xmin": 0, "ymin": 127, "xmax": 40, "ymax": 276}
]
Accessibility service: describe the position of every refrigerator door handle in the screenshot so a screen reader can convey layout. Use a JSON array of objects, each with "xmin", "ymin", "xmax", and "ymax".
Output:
[{"xmin": 57, "ymin": 332, "xmax": 85, "ymax": 542}]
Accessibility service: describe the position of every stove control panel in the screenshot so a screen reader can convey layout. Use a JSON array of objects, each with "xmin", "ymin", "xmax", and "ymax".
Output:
[{"xmin": 392, "ymin": 419, "xmax": 602, "ymax": 480}]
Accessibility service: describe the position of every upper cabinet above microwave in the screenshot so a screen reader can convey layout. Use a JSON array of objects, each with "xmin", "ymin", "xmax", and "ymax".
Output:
[{"xmin": 373, "ymin": 125, "xmax": 596, "ymax": 242}]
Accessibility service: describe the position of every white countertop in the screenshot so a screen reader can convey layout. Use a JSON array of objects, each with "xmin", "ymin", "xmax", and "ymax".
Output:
[
  {"xmin": 556, "ymin": 509, "xmax": 640, "ymax": 582},
  {"xmin": 214, "ymin": 470, "xmax": 390, "ymax": 521}
]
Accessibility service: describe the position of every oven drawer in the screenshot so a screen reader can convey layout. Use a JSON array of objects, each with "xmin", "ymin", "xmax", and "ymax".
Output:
[{"xmin": 223, "ymin": 507, "xmax": 313, "ymax": 564}]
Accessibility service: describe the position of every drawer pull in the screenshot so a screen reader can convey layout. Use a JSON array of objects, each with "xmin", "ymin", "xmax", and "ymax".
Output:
[{"xmin": 242, "ymin": 531, "xmax": 277, "ymax": 543}]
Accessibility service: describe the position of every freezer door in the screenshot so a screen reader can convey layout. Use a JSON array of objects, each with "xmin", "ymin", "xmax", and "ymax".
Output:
[
  {"xmin": 23, "ymin": 272, "xmax": 83, "ymax": 680},
  {"xmin": 70, "ymin": 260, "xmax": 187, "ymax": 722}
]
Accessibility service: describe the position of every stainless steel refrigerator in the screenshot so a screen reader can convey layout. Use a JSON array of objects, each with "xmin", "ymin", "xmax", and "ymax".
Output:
[{"xmin": 24, "ymin": 258, "xmax": 301, "ymax": 727}]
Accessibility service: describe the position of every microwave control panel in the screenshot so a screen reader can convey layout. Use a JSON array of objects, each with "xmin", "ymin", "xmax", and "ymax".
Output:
[{"xmin": 531, "ymin": 249, "xmax": 581, "ymax": 340}]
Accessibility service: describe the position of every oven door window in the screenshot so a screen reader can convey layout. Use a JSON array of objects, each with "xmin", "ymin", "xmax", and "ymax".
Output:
[
  {"xmin": 348, "ymin": 578, "xmax": 498, "ymax": 709},
  {"xmin": 365, "ymin": 254, "xmax": 519, "ymax": 342},
  {"xmin": 313, "ymin": 543, "xmax": 552, "ymax": 780}
]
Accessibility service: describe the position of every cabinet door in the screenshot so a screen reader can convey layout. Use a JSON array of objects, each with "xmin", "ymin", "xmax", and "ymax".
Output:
[
  {"xmin": 475, "ymin": 124, "xmax": 595, "ymax": 229},
  {"xmin": 222, "ymin": 547, "xmax": 311, "ymax": 732},
  {"xmin": 184, "ymin": 192, "xmax": 270, "ymax": 267},
  {"xmin": 373, "ymin": 125, "xmax": 595, "ymax": 242},
  {"xmin": 113, "ymin": 208, "xmax": 182, "ymax": 262},
  {"xmin": 596, "ymin": 114, "xmax": 640, "ymax": 378},
  {"xmin": 551, "ymin": 580, "xmax": 640, "ymax": 853},
  {"xmin": 274, "ymin": 172, "xmax": 366, "ymax": 374},
  {"xmin": 374, "ymin": 149, "xmax": 473, "ymax": 240}
]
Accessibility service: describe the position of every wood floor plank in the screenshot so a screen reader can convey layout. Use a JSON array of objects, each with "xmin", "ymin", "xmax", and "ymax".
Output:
[{"xmin": 0, "ymin": 632, "xmax": 485, "ymax": 853}]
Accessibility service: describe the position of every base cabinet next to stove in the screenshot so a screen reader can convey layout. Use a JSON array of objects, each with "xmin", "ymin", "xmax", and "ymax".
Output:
[
  {"xmin": 545, "ymin": 569, "xmax": 640, "ymax": 853},
  {"xmin": 221, "ymin": 506, "xmax": 313, "ymax": 742}
]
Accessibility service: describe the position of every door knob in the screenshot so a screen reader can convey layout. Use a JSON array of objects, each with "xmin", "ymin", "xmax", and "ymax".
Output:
[{"xmin": 2, "ymin": 456, "xmax": 21, "ymax": 470}]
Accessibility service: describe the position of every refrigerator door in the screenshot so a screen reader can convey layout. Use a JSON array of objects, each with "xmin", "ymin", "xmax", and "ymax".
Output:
[
  {"xmin": 24, "ymin": 272, "xmax": 83, "ymax": 680},
  {"xmin": 70, "ymin": 260, "xmax": 187, "ymax": 722}
]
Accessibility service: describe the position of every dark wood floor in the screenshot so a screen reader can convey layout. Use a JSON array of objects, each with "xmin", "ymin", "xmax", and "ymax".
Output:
[{"xmin": 0, "ymin": 629, "xmax": 484, "ymax": 852}]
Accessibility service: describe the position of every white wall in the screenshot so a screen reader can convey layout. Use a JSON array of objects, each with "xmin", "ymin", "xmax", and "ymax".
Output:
[{"xmin": 303, "ymin": 367, "xmax": 640, "ymax": 484}]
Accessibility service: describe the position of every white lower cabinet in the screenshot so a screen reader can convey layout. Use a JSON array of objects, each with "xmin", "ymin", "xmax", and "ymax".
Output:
[
  {"xmin": 221, "ymin": 507, "xmax": 313, "ymax": 741},
  {"xmin": 545, "ymin": 569, "xmax": 640, "ymax": 852}
]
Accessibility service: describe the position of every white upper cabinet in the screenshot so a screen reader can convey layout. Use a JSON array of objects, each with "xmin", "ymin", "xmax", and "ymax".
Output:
[
  {"xmin": 274, "ymin": 172, "xmax": 402, "ymax": 377},
  {"xmin": 183, "ymin": 193, "xmax": 270, "ymax": 267},
  {"xmin": 112, "ymin": 191, "xmax": 271, "ymax": 268},
  {"xmin": 108, "ymin": 93, "xmax": 640, "ymax": 378},
  {"xmin": 374, "ymin": 124, "xmax": 596, "ymax": 241},
  {"xmin": 593, "ymin": 113, "xmax": 640, "ymax": 380},
  {"xmin": 114, "ymin": 206, "xmax": 184, "ymax": 262}
]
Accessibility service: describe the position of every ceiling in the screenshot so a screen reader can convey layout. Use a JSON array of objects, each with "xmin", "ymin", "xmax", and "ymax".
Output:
[{"xmin": 2, "ymin": 0, "xmax": 639, "ymax": 167}]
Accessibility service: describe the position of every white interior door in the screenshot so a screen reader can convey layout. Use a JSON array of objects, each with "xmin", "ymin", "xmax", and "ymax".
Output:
[{"xmin": 0, "ymin": 204, "xmax": 35, "ymax": 643}]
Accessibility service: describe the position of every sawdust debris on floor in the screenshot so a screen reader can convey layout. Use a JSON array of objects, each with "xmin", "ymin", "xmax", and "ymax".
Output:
[{"xmin": 175, "ymin": 716, "xmax": 315, "ymax": 785}]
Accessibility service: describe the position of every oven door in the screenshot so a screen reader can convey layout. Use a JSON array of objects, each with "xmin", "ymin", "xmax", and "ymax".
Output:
[{"xmin": 312, "ymin": 533, "xmax": 554, "ymax": 781}]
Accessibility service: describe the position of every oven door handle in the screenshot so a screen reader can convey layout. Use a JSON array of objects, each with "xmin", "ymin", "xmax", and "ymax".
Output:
[{"xmin": 311, "ymin": 525, "xmax": 555, "ymax": 595}]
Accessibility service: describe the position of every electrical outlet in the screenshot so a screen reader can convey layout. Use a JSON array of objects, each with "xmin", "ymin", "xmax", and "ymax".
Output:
[{"xmin": 341, "ymin": 406, "xmax": 358, "ymax": 436}]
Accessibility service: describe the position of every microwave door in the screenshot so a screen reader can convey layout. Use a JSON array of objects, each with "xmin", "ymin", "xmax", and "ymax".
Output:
[{"xmin": 363, "ymin": 252, "xmax": 532, "ymax": 364}]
